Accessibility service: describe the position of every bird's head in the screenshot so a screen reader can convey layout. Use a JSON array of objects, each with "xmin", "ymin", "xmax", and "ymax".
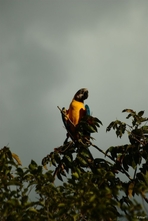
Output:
[{"xmin": 74, "ymin": 88, "xmax": 89, "ymax": 102}]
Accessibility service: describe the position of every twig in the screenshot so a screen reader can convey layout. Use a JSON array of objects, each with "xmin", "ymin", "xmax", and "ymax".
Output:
[{"xmin": 57, "ymin": 106, "xmax": 75, "ymax": 127}]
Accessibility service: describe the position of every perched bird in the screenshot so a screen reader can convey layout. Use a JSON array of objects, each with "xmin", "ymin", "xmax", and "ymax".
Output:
[{"xmin": 61, "ymin": 88, "xmax": 90, "ymax": 143}]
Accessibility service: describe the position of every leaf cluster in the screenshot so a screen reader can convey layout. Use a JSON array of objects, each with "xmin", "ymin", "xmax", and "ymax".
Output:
[
  {"xmin": 42, "ymin": 115, "xmax": 103, "ymax": 181},
  {"xmin": 41, "ymin": 110, "xmax": 148, "ymax": 220},
  {"xmin": 1, "ymin": 110, "xmax": 148, "ymax": 220},
  {"xmin": 106, "ymin": 110, "xmax": 148, "ymax": 206}
]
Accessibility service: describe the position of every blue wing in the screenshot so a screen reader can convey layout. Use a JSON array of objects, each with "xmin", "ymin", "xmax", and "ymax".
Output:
[{"xmin": 85, "ymin": 104, "xmax": 90, "ymax": 116}]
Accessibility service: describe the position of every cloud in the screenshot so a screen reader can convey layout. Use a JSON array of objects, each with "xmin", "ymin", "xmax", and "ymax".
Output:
[{"xmin": 0, "ymin": 0, "xmax": 148, "ymax": 167}]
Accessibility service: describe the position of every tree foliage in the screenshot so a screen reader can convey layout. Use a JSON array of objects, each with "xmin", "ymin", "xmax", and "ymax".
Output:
[{"xmin": 1, "ymin": 109, "xmax": 148, "ymax": 220}]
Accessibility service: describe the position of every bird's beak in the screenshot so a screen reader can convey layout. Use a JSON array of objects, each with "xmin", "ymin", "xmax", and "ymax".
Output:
[{"xmin": 83, "ymin": 89, "xmax": 88, "ymax": 99}]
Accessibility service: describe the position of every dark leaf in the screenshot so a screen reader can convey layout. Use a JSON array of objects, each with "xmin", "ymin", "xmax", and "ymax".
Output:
[
  {"xmin": 126, "ymin": 114, "xmax": 132, "ymax": 119},
  {"xmin": 133, "ymin": 152, "xmax": 142, "ymax": 165},
  {"xmin": 60, "ymin": 170, "xmax": 66, "ymax": 177},
  {"xmin": 136, "ymin": 173, "xmax": 145, "ymax": 182},
  {"xmin": 122, "ymin": 109, "xmax": 136, "ymax": 114},
  {"xmin": 141, "ymin": 126, "xmax": 148, "ymax": 134},
  {"xmin": 105, "ymin": 146, "xmax": 115, "ymax": 157},
  {"xmin": 144, "ymin": 197, "xmax": 148, "ymax": 203},
  {"xmin": 94, "ymin": 117, "xmax": 103, "ymax": 125},
  {"xmin": 122, "ymin": 156, "xmax": 130, "ymax": 171},
  {"xmin": 138, "ymin": 111, "xmax": 144, "ymax": 117},
  {"xmin": 51, "ymin": 157, "xmax": 56, "ymax": 167},
  {"xmin": 57, "ymin": 171, "xmax": 63, "ymax": 181},
  {"xmin": 106, "ymin": 121, "xmax": 115, "ymax": 132},
  {"xmin": 54, "ymin": 153, "xmax": 61, "ymax": 164}
]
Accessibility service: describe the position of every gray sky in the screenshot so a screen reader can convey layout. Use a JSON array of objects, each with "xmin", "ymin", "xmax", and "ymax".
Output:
[{"xmin": 0, "ymin": 0, "xmax": 148, "ymax": 167}]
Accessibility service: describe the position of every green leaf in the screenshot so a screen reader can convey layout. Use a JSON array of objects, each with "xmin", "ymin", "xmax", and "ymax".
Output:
[
  {"xmin": 131, "ymin": 160, "xmax": 137, "ymax": 169},
  {"xmin": 28, "ymin": 207, "xmax": 39, "ymax": 213},
  {"xmin": 72, "ymin": 172, "xmax": 79, "ymax": 179},
  {"xmin": 141, "ymin": 126, "xmax": 148, "ymax": 133},
  {"xmin": 58, "ymin": 203, "xmax": 65, "ymax": 208},
  {"xmin": 76, "ymin": 156, "xmax": 88, "ymax": 167},
  {"xmin": 80, "ymin": 148, "xmax": 92, "ymax": 159},
  {"xmin": 89, "ymin": 194, "xmax": 96, "ymax": 202},
  {"xmin": 64, "ymin": 155, "xmax": 72, "ymax": 163},
  {"xmin": 29, "ymin": 160, "xmax": 37, "ymax": 171}
]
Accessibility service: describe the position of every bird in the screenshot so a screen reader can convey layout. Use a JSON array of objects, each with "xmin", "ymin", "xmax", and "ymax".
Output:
[{"xmin": 61, "ymin": 88, "xmax": 90, "ymax": 143}]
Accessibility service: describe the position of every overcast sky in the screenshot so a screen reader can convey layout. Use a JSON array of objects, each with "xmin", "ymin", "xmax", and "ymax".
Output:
[{"xmin": 0, "ymin": 0, "xmax": 148, "ymax": 168}]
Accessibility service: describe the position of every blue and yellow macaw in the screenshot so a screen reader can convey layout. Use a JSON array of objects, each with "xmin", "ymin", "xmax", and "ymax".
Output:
[{"xmin": 61, "ymin": 88, "xmax": 90, "ymax": 143}]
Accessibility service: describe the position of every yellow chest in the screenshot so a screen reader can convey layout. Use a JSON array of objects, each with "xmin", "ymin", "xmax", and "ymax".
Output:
[{"xmin": 68, "ymin": 100, "xmax": 85, "ymax": 126}]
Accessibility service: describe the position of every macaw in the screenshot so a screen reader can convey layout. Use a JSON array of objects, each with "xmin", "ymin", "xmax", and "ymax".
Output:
[{"xmin": 61, "ymin": 88, "xmax": 90, "ymax": 143}]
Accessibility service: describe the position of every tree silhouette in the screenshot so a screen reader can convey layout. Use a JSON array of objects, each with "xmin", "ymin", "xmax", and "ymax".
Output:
[{"xmin": 1, "ymin": 109, "xmax": 148, "ymax": 220}]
